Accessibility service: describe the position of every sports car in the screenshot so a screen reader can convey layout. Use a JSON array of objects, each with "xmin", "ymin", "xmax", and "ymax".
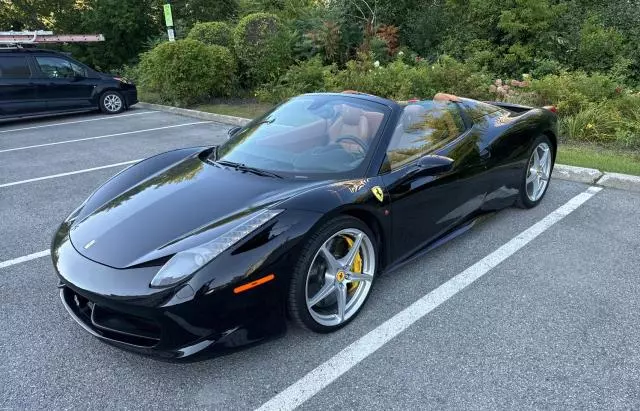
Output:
[{"xmin": 52, "ymin": 92, "xmax": 557, "ymax": 360}]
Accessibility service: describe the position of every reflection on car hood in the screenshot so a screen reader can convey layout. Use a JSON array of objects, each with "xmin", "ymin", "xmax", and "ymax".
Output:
[{"xmin": 70, "ymin": 157, "xmax": 322, "ymax": 269}]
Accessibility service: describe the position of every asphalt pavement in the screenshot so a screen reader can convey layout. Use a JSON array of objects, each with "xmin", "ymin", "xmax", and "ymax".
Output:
[{"xmin": 1, "ymin": 107, "xmax": 638, "ymax": 410}]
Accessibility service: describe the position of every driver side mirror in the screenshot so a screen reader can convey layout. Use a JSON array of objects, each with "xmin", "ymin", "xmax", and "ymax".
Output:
[
  {"xmin": 415, "ymin": 155, "xmax": 454, "ymax": 176},
  {"xmin": 227, "ymin": 126, "xmax": 241, "ymax": 138}
]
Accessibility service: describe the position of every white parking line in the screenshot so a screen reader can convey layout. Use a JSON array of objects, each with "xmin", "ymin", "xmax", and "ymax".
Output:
[
  {"xmin": 256, "ymin": 186, "xmax": 603, "ymax": 411},
  {"xmin": 0, "ymin": 159, "xmax": 140, "ymax": 188},
  {"xmin": 0, "ymin": 121, "xmax": 212, "ymax": 153},
  {"xmin": 0, "ymin": 250, "xmax": 50, "ymax": 269},
  {"xmin": 0, "ymin": 111, "xmax": 157, "ymax": 134}
]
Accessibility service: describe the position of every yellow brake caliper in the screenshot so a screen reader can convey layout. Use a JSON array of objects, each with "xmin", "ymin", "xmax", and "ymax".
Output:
[{"xmin": 344, "ymin": 236, "xmax": 363, "ymax": 294}]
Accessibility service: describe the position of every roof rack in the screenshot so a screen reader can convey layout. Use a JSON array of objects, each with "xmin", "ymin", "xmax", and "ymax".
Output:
[{"xmin": 0, "ymin": 31, "xmax": 105, "ymax": 48}]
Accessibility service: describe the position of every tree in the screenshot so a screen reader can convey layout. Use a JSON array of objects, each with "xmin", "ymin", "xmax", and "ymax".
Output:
[
  {"xmin": 60, "ymin": 0, "xmax": 164, "ymax": 71},
  {"xmin": 0, "ymin": 0, "xmax": 79, "ymax": 30}
]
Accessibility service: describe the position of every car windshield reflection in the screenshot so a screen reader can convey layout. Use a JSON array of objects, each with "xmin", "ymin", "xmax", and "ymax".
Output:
[{"xmin": 214, "ymin": 95, "xmax": 389, "ymax": 178}]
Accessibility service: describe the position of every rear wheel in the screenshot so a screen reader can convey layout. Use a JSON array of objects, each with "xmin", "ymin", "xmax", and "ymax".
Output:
[
  {"xmin": 99, "ymin": 91, "xmax": 125, "ymax": 114},
  {"xmin": 516, "ymin": 135, "xmax": 554, "ymax": 208},
  {"xmin": 288, "ymin": 216, "xmax": 377, "ymax": 332}
]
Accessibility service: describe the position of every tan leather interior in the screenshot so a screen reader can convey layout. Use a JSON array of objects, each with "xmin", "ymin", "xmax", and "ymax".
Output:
[
  {"xmin": 328, "ymin": 104, "xmax": 369, "ymax": 143},
  {"xmin": 257, "ymin": 103, "xmax": 385, "ymax": 153},
  {"xmin": 257, "ymin": 119, "xmax": 328, "ymax": 152},
  {"xmin": 363, "ymin": 112, "xmax": 384, "ymax": 138}
]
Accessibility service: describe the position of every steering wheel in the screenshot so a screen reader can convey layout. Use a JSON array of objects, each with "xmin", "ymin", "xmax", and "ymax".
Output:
[{"xmin": 335, "ymin": 135, "xmax": 368, "ymax": 152}]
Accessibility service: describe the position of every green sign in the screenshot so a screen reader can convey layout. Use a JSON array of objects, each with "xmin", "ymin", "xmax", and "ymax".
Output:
[{"xmin": 163, "ymin": 4, "xmax": 174, "ymax": 27}]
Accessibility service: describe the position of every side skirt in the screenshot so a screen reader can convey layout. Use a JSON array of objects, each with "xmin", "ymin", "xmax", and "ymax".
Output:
[{"xmin": 382, "ymin": 212, "xmax": 495, "ymax": 275}]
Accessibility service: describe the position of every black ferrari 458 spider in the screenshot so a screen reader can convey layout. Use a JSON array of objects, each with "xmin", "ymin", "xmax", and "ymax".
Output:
[{"xmin": 52, "ymin": 92, "xmax": 557, "ymax": 359}]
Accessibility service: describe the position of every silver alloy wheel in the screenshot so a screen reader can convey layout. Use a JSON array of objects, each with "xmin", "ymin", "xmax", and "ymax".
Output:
[
  {"xmin": 103, "ymin": 94, "xmax": 123, "ymax": 113},
  {"xmin": 525, "ymin": 142, "xmax": 552, "ymax": 202},
  {"xmin": 305, "ymin": 228, "xmax": 375, "ymax": 327}
]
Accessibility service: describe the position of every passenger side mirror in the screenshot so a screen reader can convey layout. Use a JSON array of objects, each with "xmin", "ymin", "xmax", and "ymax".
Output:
[
  {"xmin": 227, "ymin": 126, "xmax": 241, "ymax": 137},
  {"xmin": 416, "ymin": 155, "xmax": 454, "ymax": 176}
]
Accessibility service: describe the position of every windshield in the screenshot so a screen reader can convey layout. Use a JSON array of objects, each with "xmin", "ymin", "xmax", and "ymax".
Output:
[{"xmin": 215, "ymin": 95, "xmax": 389, "ymax": 178}]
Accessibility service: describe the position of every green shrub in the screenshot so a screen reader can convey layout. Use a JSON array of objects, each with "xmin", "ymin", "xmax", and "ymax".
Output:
[
  {"xmin": 187, "ymin": 22, "xmax": 234, "ymax": 48},
  {"xmin": 174, "ymin": 0, "xmax": 238, "ymax": 29},
  {"xmin": 558, "ymin": 95, "xmax": 640, "ymax": 149},
  {"xmin": 426, "ymin": 56, "xmax": 492, "ymax": 100},
  {"xmin": 560, "ymin": 104, "xmax": 621, "ymax": 144},
  {"xmin": 256, "ymin": 57, "xmax": 336, "ymax": 103},
  {"xmin": 370, "ymin": 36, "xmax": 391, "ymax": 64},
  {"xmin": 574, "ymin": 16, "xmax": 625, "ymax": 73},
  {"xmin": 138, "ymin": 40, "xmax": 236, "ymax": 106},
  {"xmin": 607, "ymin": 95, "xmax": 640, "ymax": 149},
  {"xmin": 256, "ymin": 54, "xmax": 494, "ymax": 103},
  {"xmin": 233, "ymin": 12, "xmax": 292, "ymax": 86},
  {"xmin": 527, "ymin": 72, "xmax": 620, "ymax": 115},
  {"xmin": 530, "ymin": 59, "xmax": 564, "ymax": 78}
]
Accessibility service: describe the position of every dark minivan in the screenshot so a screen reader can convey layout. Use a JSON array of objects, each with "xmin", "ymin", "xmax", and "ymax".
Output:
[{"xmin": 0, "ymin": 48, "xmax": 137, "ymax": 119}]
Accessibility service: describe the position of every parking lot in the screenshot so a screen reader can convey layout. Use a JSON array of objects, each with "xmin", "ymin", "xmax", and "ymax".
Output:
[{"xmin": 1, "ymin": 107, "xmax": 639, "ymax": 410}]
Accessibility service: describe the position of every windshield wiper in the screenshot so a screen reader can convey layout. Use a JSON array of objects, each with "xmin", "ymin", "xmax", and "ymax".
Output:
[{"xmin": 216, "ymin": 160, "xmax": 283, "ymax": 179}]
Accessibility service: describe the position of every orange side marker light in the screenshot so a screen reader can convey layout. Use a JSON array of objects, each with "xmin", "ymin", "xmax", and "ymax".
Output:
[{"xmin": 233, "ymin": 274, "xmax": 275, "ymax": 294}]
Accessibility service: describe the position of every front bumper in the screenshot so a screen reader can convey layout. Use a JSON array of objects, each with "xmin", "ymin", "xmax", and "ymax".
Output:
[
  {"xmin": 122, "ymin": 88, "xmax": 138, "ymax": 107},
  {"xmin": 52, "ymin": 224, "xmax": 286, "ymax": 360}
]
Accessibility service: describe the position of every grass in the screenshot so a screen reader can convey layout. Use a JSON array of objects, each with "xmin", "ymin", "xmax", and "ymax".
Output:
[
  {"xmin": 193, "ymin": 101, "xmax": 273, "ymax": 119},
  {"xmin": 557, "ymin": 144, "xmax": 640, "ymax": 176},
  {"xmin": 138, "ymin": 92, "xmax": 273, "ymax": 119}
]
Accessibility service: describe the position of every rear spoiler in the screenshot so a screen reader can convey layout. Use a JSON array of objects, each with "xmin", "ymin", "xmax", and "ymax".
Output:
[{"xmin": 485, "ymin": 101, "xmax": 557, "ymax": 114}]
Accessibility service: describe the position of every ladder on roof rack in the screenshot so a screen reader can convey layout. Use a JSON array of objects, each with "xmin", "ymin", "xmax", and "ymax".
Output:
[{"xmin": 0, "ymin": 31, "xmax": 105, "ymax": 47}]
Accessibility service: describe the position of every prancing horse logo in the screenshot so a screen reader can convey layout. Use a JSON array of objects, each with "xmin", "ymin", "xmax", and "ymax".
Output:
[{"xmin": 371, "ymin": 186, "xmax": 384, "ymax": 203}]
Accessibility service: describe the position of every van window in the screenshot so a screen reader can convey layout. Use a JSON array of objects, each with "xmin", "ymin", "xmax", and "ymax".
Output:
[
  {"xmin": 0, "ymin": 56, "xmax": 32, "ymax": 78},
  {"xmin": 35, "ymin": 56, "xmax": 87, "ymax": 79}
]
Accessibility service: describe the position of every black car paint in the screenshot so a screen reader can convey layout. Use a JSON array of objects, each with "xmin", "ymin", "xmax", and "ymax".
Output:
[
  {"xmin": 52, "ymin": 93, "xmax": 557, "ymax": 360},
  {"xmin": 0, "ymin": 49, "xmax": 137, "ymax": 119}
]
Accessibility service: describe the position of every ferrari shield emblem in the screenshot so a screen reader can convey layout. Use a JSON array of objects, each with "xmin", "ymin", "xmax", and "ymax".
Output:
[{"xmin": 371, "ymin": 186, "xmax": 384, "ymax": 202}]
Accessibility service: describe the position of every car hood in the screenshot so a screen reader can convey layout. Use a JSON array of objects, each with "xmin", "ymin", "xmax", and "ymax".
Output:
[{"xmin": 70, "ymin": 157, "xmax": 322, "ymax": 268}]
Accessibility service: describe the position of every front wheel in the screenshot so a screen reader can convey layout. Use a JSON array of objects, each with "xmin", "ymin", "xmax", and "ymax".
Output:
[
  {"xmin": 288, "ymin": 216, "xmax": 377, "ymax": 333},
  {"xmin": 516, "ymin": 135, "xmax": 554, "ymax": 208},
  {"xmin": 99, "ymin": 91, "xmax": 125, "ymax": 114}
]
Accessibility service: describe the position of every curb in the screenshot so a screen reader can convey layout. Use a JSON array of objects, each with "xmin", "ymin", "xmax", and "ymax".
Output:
[
  {"xmin": 597, "ymin": 172, "xmax": 640, "ymax": 192},
  {"xmin": 552, "ymin": 164, "xmax": 602, "ymax": 184},
  {"xmin": 136, "ymin": 102, "xmax": 250, "ymax": 127},
  {"xmin": 139, "ymin": 101, "xmax": 640, "ymax": 192}
]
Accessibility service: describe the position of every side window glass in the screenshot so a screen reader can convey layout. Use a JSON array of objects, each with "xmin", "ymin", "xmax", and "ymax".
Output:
[
  {"xmin": 384, "ymin": 102, "xmax": 465, "ymax": 170},
  {"xmin": 0, "ymin": 56, "xmax": 32, "ymax": 78},
  {"xmin": 69, "ymin": 61, "xmax": 88, "ymax": 78},
  {"xmin": 35, "ymin": 56, "xmax": 76, "ymax": 79}
]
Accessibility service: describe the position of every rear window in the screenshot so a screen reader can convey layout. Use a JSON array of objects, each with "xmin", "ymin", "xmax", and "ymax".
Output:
[{"xmin": 0, "ymin": 56, "xmax": 32, "ymax": 78}]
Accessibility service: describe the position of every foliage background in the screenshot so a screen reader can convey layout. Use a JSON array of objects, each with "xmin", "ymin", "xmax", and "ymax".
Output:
[{"xmin": 2, "ymin": 0, "xmax": 639, "ymax": 149}]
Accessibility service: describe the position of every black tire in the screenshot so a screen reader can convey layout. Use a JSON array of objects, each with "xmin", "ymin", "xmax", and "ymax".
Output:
[
  {"xmin": 288, "ymin": 215, "xmax": 378, "ymax": 333},
  {"xmin": 99, "ymin": 90, "xmax": 126, "ymax": 114},
  {"xmin": 516, "ymin": 135, "xmax": 555, "ymax": 209}
]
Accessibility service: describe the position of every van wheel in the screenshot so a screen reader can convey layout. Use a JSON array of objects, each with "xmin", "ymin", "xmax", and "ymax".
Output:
[{"xmin": 100, "ymin": 91, "xmax": 125, "ymax": 114}]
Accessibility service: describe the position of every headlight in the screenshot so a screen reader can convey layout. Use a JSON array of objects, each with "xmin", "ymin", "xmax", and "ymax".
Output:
[
  {"xmin": 113, "ymin": 76, "xmax": 132, "ymax": 84},
  {"xmin": 150, "ymin": 209, "xmax": 283, "ymax": 288}
]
